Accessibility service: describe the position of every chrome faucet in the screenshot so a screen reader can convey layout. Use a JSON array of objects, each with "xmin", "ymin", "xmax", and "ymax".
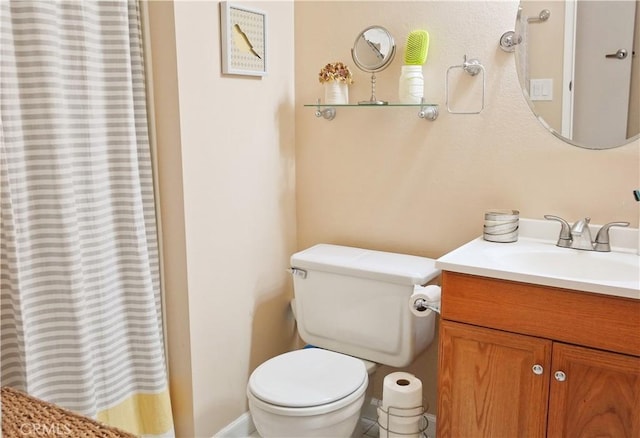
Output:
[
  {"xmin": 544, "ymin": 215, "xmax": 630, "ymax": 252},
  {"xmin": 570, "ymin": 217, "xmax": 595, "ymax": 250}
]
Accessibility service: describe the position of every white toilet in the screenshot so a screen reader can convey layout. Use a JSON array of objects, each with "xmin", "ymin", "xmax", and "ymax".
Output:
[{"xmin": 247, "ymin": 244, "xmax": 440, "ymax": 438}]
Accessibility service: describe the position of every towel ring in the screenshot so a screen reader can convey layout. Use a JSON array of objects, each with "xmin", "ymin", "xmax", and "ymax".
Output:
[{"xmin": 445, "ymin": 55, "xmax": 485, "ymax": 114}]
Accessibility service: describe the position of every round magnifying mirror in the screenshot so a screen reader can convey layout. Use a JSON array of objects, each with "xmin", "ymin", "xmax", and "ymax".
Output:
[{"xmin": 351, "ymin": 25, "xmax": 396, "ymax": 105}]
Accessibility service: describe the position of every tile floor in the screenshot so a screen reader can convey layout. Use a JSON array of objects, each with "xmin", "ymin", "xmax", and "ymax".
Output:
[
  {"xmin": 248, "ymin": 415, "xmax": 437, "ymax": 438},
  {"xmin": 245, "ymin": 398, "xmax": 435, "ymax": 438},
  {"xmin": 248, "ymin": 416, "xmax": 379, "ymax": 438},
  {"xmin": 359, "ymin": 416, "xmax": 381, "ymax": 437}
]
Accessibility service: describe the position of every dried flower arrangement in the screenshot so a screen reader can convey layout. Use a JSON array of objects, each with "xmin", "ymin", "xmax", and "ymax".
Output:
[{"xmin": 318, "ymin": 62, "xmax": 354, "ymax": 84}]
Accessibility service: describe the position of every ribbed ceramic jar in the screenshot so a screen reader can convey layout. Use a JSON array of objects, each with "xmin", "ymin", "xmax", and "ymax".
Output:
[
  {"xmin": 398, "ymin": 65, "xmax": 424, "ymax": 104},
  {"xmin": 324, "ymin": 81, "xmax": 349, "ymax": 105}
]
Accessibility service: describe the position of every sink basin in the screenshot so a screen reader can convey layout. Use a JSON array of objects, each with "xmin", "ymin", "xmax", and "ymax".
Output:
[
  {"xmin": 490, "ymin": 249, "xmax": 640, "ymax": 284},
  {"xmin": 436, "ymin": 218, "xmax": 640, "ymax": 299}
]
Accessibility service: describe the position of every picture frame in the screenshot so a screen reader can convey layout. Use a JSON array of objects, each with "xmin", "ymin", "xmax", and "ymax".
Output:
[{"xmin": 220, "ymin": 2, "xmax": 267, "ymax": 77}]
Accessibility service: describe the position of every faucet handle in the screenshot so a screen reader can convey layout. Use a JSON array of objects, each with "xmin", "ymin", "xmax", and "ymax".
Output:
[
  {"xmin": 544, "ymin": 215, "xmax": 572, "ymax": 248},
  {"xmin": 594, "ymin": 221, "xmax": 630, "ymax": 252}
]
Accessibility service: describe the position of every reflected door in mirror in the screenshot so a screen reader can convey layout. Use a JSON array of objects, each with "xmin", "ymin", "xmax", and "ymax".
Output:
[
  {"xmin": 516, "ymin": 0, "xmax": 639, "ymax": 149},
  {"xmin": 570, "ymin": 1, "xmax": 636, "ymax": 146}
]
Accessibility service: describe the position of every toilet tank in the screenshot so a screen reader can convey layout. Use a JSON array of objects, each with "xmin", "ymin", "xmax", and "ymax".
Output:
[{"xmin": 290, "ymin": 244, "xmax": 440, "ymax": 368}]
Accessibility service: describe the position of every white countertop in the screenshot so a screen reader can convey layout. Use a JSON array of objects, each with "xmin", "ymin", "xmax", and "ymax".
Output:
[{"xmin": 435, "ymin": 219, "xmax": 640, "ymax": 300}]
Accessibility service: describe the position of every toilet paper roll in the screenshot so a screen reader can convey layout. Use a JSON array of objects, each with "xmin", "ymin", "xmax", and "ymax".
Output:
[
  {"xmin": 380, "ymin": 372, "xmax": 423, "ymax": 438},
  {"xmin": 409, "ymin": 284, "xmax": 441, "ymax": 317},
  {"xmin": 382, "ymin": 372, "xmax": 423, "ymax": 409}
]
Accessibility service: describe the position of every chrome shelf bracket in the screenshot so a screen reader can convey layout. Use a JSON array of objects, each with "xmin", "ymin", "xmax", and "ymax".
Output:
[
  {"xmin": 314, "ymin": 99, "xmax": 336, "ymax": 121},
  {"xmin": 418, "ymin": 99, "xmax": 439, "ymax": 121}
]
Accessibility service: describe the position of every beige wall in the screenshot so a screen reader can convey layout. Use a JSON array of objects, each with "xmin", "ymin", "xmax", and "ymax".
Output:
[
  {"xmin": 146, "ymin": 0, "xmax": 639, "ymax": 435},
  {"xmin": 295, "ymin": 0, "xmax": 639, "ymax": 417},
  {"xmin": 146, "ymin": 1, "xmax": 296, "ymax": 436}
]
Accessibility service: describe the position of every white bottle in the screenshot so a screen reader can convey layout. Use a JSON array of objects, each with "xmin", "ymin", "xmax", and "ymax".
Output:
[{"xmin": 398, "ymin": 65, "xmax": 424, "ymax": 104}]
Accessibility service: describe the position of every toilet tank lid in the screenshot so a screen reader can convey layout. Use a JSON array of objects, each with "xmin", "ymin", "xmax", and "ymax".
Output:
[{"xmin": 290, "ymin": 244, "xmax": 440, "ymax": 286}]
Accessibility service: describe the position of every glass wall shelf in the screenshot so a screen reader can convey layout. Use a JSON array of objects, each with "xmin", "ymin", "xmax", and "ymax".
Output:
[{"xmin": 304, "ymin": 99, "xmax": 439, "ymax": 121}]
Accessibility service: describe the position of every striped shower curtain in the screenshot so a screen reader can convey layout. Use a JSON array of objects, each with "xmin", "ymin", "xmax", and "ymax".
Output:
[{"xmin": 0, "ymin": 1, "xmax": 173, "ymax": 436}]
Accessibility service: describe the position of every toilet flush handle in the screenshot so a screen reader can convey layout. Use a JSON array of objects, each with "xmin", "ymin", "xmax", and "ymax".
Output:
[{"xmin": 288, "ymin": 267, "xmax": 307, "ymax": 279}]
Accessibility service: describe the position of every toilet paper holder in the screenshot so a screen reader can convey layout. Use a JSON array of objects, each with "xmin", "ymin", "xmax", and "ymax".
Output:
[
  {"xmin": 412, "ymin": 297, "xmax": 440, "ymax": 315},
  {"xmin": 411, "ymin": 284, "xmax": 441, "ymax": 315},
  {"xmin": 377, "ymin": 403, "xmax": 429, "ymax": 437}
]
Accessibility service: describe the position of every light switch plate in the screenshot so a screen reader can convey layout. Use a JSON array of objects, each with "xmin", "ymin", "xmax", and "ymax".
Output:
[{"xmin": 530, "ymin": 78, "xmax": 553, "ymax": 101}]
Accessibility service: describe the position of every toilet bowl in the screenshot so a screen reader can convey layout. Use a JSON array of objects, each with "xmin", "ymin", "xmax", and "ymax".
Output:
[
  {"xmin": 247, "ymin": 348, "xmax": 368, "ymax": 437},
  {"xmin": 247, "ymin": 244, "xmax": 440, "ymax": 437}
]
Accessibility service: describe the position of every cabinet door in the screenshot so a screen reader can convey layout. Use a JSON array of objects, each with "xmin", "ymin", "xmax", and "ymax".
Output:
[
  {"xmin": 437, "ymin": 321, "xmax": 552, "ymax": 438},
  {"xmin": 548, "ymin": 343, "xmax": 640, "ymax": 437}
]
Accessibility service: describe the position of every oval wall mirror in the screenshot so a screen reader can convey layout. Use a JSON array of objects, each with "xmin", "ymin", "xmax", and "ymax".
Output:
[
  {"xmin": 514, "ymin": 0, "xmax": 639, "ymax": 149},
  {"xmin": 351, "ymin": 25, "xmax": 396, "ymax": 105}
]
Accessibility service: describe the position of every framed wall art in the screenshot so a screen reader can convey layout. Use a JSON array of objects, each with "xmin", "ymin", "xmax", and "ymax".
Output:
[{"xmin": 220, "ymin": 2, "xmax": 267, "ymax": 76}]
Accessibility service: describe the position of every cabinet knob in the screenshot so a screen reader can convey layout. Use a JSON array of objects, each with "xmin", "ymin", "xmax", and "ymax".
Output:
[
  {"xmin": 554, "ymin": 371, "xmax": 567, "ymax": 382},
  {"xmin": 532, "ymin": 364, "xmax": 544, "ymax": 375}
]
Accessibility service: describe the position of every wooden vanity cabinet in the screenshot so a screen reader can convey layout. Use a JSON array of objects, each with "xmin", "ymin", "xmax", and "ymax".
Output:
[
  {"xmin": 547, "ymin": 342, "xmax": 640, "ymax": 437},
  {"xmin": 436, "ymin": 272, "xmax": 640, "ymax": 438},
  {"xmin": 438, "ymin": 321, "xmax": 552, "ymax": 437}
]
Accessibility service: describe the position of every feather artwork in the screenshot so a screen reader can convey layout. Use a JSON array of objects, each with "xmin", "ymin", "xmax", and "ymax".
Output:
[{"xmin": 233, "ymin": 24, "xmax": 261, "ymax": 59}]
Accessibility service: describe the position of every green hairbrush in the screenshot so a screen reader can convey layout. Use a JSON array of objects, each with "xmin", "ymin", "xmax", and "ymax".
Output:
[{"xmin": 404, "ymin": 30, "xmax": 429, "ymax": 65}]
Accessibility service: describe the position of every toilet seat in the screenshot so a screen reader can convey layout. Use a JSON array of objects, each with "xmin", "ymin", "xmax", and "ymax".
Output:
[{"xmin": 247, "ymin": 348, "xmax": 368, "ymax": 416}]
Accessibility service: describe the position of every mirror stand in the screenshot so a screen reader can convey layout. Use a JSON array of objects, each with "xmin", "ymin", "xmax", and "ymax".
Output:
[
  {"xmin": 351, "ymin": 25, "xmax": 396, "ymax": 106},
  {"xmin": 360, "ymin": 72, "xmax": 387, "ymax": 105}
]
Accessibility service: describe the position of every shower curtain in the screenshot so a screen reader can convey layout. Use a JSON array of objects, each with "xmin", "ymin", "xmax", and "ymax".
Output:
[{"xmin": 0, "ymin": 1, "xmax": 173, "ymax": 436}]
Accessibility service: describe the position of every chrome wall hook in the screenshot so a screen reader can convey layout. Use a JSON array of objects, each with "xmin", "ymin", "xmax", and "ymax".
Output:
[
  {"xmin": 499, "ymin": 30, "xmax": 522, "ymax": 52},
  {"xmin": 528, "ymin": 9, "xmax": 550, "ymax": 23},
  {"xmin": 500, "ymin": 8, "xmax": 550, "ymax": 52}
]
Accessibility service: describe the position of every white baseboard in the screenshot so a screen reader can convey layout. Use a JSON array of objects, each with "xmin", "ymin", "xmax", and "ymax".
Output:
[{"xmin": 213, "ymin": 411, "xmax": 256, "ymax": 438}]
